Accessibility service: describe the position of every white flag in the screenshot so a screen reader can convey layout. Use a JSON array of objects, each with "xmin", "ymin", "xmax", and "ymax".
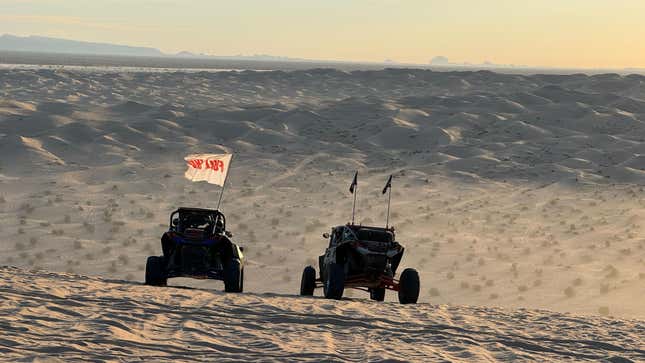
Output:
[{"xmin": 184, "ymin": 153, "xmax": 232, "ymax": 186}]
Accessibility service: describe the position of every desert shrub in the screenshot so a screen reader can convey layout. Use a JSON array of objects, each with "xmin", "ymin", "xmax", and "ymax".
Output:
[
  {"xmin": 108, "ymin": 261, "xmax": 117, "ymax": 273},
  {"xmin": 489, "ymin": 293, "xmax": 499, "ymax": 299},
  {"xmin": 599, "ymin": 284, "xmax": 610, "ymax": 294},
  {"xmin": 83, "ymin": 222, "xmax": 96, "ymax": 233},
  {"xmin": 604, "ymin": 265, "xmax": 619, "ymax": 279},
  {"xmin": 446, "ymin": 272, "xmax": 455, "ymax": 280},
  {"xmin": 52, "ymin": 229, "xmax": 64, "ymax": 236},
  {"xmin": 598, "ymin": 306, "xmax": 610, "ymax": 316},
  {"xmin": 143, "ymin": 242, "xmax": 153, "ymax": 253},
  {"xmin": 29, "ymin": 237, "xmax": 38, "ymax": 246},
  {"xmin": 518, "ymin": 285, "xmax": 528, "ymax": 292},
  {"xmin": 572, "ymin": 278, "xmax": 584, "ymax": 286},
  {"xmin": 429, "ymin": 287, "xmax": 440, "ymax": 297},
  {"xmin": 0, "ymin": 196, "xmax": 5, "ymax": 203},
  {"xmin": 15, "ymin": 241, "xmax": 26, "ymax": 250},
  {"xmin": 118, "ymin": 254, "xmax": 129, "ymax": 265},
  {"xmin": 564, "ymin": 286, "xmax": 575, "ymax": 298},
  {"xmin": 460, "ymin": 282, "xmax": 470, "ymax": 289},
  {"xmin": 19, "ymin": 218, "xmax": 26, "ymax": 225},
  {"xmin": 17, "ymin": 228, "xmax": 24, "ymax": 234},
  {"xmin": 73, "ymin": 240, "xmax": 83, "ymax": 249},
  {"xmin": 20, "ymin": 203, "xmax": 35, "ymax": 214},
  {"xmin": 40, "ymin": 221, "xmax": 51, "ymax": 227}
]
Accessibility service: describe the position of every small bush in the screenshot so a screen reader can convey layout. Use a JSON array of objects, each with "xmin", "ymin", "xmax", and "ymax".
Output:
[
  {"xmin": 429, "ymin": 287, "xmax": 440, "ymax": 297},
  {"xmin": 564, "ymin": 286, "xmax": 575, "ymax": 298},
  {"xmin": 572, "ymin": 278, "xmax": 584, "ymax": 286},
  {"xmin": 118, "ymin": 254, "xmax": 129, "ymax": 265},
  {"xmin": 598, "ymin": 306, "xmax": 610, "ymax": 316},
  {"xmin": 83, "ymin": 221, "xmax": 95, "ymax": 233}
]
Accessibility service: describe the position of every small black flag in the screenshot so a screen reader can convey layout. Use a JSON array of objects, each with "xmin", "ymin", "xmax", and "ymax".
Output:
[
  {"xmin": 382, "ymin": 175, "xmax": 392, "ymax": 194},
  {"xmin": 349, "ymin": 171, "xmax": 358, "ymax": 194}
]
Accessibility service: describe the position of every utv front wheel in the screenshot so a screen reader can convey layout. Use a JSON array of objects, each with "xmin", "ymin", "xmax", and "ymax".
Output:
[
  {"xmin": 323, "ymin": 263, "xmax": 345, "ymax": 300},
  {"xmin": 224, "ymin": 259, "xmax": 243, "ymax": 293},
  {"xmin": 300, "ymin": 266, "xmax": 316, "ymax": 296},
  {"xmin": 398, "ymin": 268, "xmax": 420, "ymax": 304},
  {"xmin": 145, "ymin": 256, "xmax": 167, "ymax": 286}
]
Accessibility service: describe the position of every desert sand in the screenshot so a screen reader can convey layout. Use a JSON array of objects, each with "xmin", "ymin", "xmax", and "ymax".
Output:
[
  {"xmin": 1, "ymin": 267, "xmax": 643, "ymax": 361},
  {"xmin": 1, "ymin": 66, "xmax": 644, "ymax": 361}
]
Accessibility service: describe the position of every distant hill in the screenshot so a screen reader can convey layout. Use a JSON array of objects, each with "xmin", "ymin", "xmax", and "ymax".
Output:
[
  {"xmin": 0, "ymin": 34, "xmax": 164, "ymax": 57},
  {"xmin": 0, "ymin": 34, "xmax": 308, "ymax": 61}
]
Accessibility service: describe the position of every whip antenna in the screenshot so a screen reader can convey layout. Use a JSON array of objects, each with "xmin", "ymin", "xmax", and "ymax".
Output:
[
  {"xmin": 382, "ymin": 175, "xmax": 393, "ymax": 228},
  {"xmin": 349, "ymin": 171, "xmax": 358, "ymax": 224}
]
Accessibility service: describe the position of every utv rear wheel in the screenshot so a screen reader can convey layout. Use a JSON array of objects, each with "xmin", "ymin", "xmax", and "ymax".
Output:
[
  {"xmin": 145, "ymin": 256, "xmax": 167, "ymax": 286},
  {"xmin": 323, "ymin": 263, "xmax": 345, "ymax": 300},
  {"xmin": 370, "ymin": 287, "xmax": 385, "ymax": 302},
  {"xmin": 398, "ymin": 268, "xmax": 420, "ymax": 304},
  {"xmin": 300, "ymin": 266, "xmax": 316, "ymax": 296},
  {"xmin": 224, "ymin": 259, "xmax": 243, "ymax": 293}
]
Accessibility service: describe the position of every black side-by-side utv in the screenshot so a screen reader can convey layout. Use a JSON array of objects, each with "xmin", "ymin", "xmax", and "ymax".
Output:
[
  {"xmin": 300, "ymin": 223, "xmax": 420, "ymax": 304},
  {"xmin": 145, "ymin": 207, "xmax": 244, "ymax": 292}
]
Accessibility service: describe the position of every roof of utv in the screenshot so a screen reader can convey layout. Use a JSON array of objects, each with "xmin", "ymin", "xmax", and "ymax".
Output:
[
  {"xmin": 340, "ymin": 224, "xmax": 395, "ymax": 242},
  {"xmin": 175, "ymin": 207, "xmax": 223, "ymax": 215}
]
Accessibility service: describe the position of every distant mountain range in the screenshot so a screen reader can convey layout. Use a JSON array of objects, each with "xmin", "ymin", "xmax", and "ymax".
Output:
[{"xmin": 0, "ymin": 34, "xmax": 307, "ymax": 61}]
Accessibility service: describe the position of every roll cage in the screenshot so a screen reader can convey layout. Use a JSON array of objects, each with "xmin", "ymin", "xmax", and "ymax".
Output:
[
  {"xmin": 169, "ymin": 207, "xmax": 226, "ymax": 234},
  {"xmin": 327, "ymin": 224, "xmax": 395, "ymax": 247}
]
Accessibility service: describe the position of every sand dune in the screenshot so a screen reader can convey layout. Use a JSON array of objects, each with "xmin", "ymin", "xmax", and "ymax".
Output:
[
  {"xmin": 1, "ymin": 267, "xmax": 643, "ymax": 362},
  {"xmin": 1, "ymin": 66, "xmax": 644, "ymax": 333}
]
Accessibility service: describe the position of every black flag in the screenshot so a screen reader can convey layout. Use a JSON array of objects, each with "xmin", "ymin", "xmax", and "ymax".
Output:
[
  {"xmin": 349, "ymin": 171, "xmax": 358, "ymax": 194},
  {"xmin": 382, "ymin": 175, "xmax": 392, "ymax": 194}
]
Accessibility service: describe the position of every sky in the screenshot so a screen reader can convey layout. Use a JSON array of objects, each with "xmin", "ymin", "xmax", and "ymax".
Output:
[{"xmin": 1, "ymin": 0, "xmax": 644, "ymax": 69}]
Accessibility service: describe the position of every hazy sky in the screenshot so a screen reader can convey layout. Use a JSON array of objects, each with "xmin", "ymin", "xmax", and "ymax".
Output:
[{"xmin": 1, "ymin": 0, "xmax": 644, "ymax": 68}]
